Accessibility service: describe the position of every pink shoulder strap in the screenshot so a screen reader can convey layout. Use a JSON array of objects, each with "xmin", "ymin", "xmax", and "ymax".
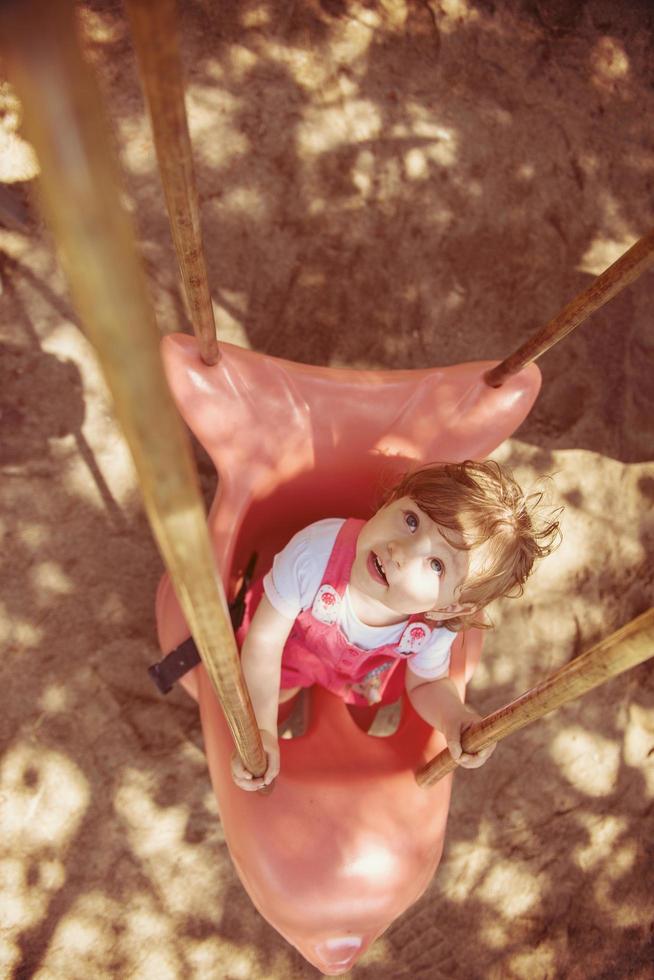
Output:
[{"xmin": 319, "ymin": 518, "xmax": 365, "ymax": 595}]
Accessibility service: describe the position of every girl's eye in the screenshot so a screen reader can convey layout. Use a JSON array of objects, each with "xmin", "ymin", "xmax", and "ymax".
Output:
[
  {"xmin": 430, "ymin": 558, "xmax": 444, "ymax": 576},
  {"xmin": 404, "ymin": 511, "xmax": 419, "ymax": 533}
]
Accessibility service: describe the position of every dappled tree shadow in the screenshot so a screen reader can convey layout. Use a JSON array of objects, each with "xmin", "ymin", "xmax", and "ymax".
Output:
[
  {"xmin": 81, "ymin": 0, "xmax": 654, "ymax": 463},
  {"xmin": 2, "ymin": 0, "xmax": 653, "ymax": 977}
]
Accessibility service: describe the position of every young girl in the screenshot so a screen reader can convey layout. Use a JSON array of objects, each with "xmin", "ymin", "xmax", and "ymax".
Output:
[{"xmin": 231, "ymin": 460, "xmax": 560, "ymax": 791}]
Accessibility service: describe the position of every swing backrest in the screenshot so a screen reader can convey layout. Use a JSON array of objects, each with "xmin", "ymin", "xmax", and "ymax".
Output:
[
  {"xmin": 155, "ymin": 333, "xmax": 541, "ymax": 974},
  {"xmin": 158, "ymin": 332, "xmax": 541, "ymax": 594}
]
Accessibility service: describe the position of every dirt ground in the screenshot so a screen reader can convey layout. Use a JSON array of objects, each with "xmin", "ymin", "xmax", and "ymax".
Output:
[{"xmin": 2, "ymin": 1, "xmax": 654, "ymax": 977}]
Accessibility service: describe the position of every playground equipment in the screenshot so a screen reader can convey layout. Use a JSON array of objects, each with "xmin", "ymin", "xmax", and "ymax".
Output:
[
  {"xmin": 3, "ymin": 0, "xmax": 653, "ymax": 974},
  {"xmin": 154, "ymin": 334, "xmax": 538, "ymax": 972}
]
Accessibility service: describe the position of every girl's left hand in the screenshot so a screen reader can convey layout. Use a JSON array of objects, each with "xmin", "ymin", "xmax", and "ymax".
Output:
[{"xmin": 445, "ymin": 705, "xmax": 496, "ymax": 770}]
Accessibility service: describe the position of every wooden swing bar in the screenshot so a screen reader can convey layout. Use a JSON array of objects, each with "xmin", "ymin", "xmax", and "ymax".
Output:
[
  {"xmin": 125, "ymin": 0, "xmax": 219, "ymax": 366},
  {"xmin": 485, "ymin": 229, "xmax": 654, "ymax": 387},
  {"xmin": 0, "ymin": 0, "xmax": 265, "ymax": 779},
  {"xmin": 418, "ymin": 607, "xmax": 654, "ymax": 785}
]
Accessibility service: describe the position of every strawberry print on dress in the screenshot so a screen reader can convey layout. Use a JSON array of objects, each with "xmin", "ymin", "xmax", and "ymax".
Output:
[
  {"xmin": 311, "ymin": 584, "xmax": 341, "ymax": 625},
  {"xmin": 398, "ymin": 621, "xmax": 432, "ymax": 654}
]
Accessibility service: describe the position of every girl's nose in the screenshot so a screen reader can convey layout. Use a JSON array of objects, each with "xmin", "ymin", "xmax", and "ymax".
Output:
[{"xmin": 388, "ymin": 540, "xmax": 407, "ymax": 566}]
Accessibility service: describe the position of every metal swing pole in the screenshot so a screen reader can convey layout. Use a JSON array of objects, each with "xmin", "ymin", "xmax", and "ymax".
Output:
[
  {"xmin": 485, "ymin": 229, "xmax": 654, "ymax": 387},
  {"xmin": 417, "ymin": 607, "xmax": 654, "ymax": 787},
  {"xmin": 0, "ymin": 0, "xmax": 266, "ymax": 779},
  {"xmin": 124, "ymin": 0, "xmax": 219, "ymax": 366}
]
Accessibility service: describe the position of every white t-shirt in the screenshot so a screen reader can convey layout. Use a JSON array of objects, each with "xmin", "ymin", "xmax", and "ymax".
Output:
[{"xmin": 263, "ymin": 519, "xmax": 453, "ymax": 680}]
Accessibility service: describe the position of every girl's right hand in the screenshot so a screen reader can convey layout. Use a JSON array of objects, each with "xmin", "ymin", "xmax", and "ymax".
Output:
[{"xmin": 230, "ymin": 730, "xmax": 280, "ymax": 791}]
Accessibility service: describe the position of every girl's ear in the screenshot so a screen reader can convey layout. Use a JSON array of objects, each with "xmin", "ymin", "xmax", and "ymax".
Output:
[{"xmin": 425, "ymin": 601, "xmax": 477, "ymax": 622}]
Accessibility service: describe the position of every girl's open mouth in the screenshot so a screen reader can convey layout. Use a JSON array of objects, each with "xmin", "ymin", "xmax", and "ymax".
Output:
[{"xmin": 368, "ymin": 551, "xmax": 388, "ymax": 585}]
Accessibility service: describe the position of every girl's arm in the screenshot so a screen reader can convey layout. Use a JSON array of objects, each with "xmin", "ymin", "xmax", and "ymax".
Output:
[
  {"xmin": 405, "ymin": 667, "xmax": 496, "ymax": 770},
  {"xmin": 231, "ymin": 595, "xmax": 294, "ymax": 791}
]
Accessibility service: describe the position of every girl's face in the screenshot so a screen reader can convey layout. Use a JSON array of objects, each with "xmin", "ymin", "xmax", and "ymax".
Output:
[{"xmin": 350, "ymin": 497, "xmax": 479, "ymax": 624}]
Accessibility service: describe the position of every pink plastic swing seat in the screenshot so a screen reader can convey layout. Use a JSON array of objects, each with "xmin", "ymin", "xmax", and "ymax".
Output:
[{"xmin": 155, "ymin": 333, "xmax": 541, "ymax": 975}]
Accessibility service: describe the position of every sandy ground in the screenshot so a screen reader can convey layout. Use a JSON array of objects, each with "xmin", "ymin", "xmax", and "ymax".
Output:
[{"xmin": 2, "ymin": 1, "xmax": 654, "ymax": 977}]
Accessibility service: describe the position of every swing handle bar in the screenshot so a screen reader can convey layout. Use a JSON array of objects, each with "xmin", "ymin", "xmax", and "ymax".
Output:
[
  {"xmin": 417, "ymin": 607, "xmax": 654, "ymax": 787},
  {"xmin": 1, "ymin": 0, "xmax": 266, "ymax": 780},
  {"xmin": 125, "ymin": 0, "xmax": 219, "ymax": 366},
  {"xmin": 485, "ymin": 230, "xmax": 654, "ymax": 387}
]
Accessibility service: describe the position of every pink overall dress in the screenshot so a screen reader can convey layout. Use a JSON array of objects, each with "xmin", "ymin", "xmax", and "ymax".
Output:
[{"xmin": 237, "ymin": 519, "xmax": 439, "ymax": 707}]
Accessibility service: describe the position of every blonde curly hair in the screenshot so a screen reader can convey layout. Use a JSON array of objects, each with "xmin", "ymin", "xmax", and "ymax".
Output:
[{"xmin": 385, "ymin": 459, "xmax": 561, "ymax": 631}]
